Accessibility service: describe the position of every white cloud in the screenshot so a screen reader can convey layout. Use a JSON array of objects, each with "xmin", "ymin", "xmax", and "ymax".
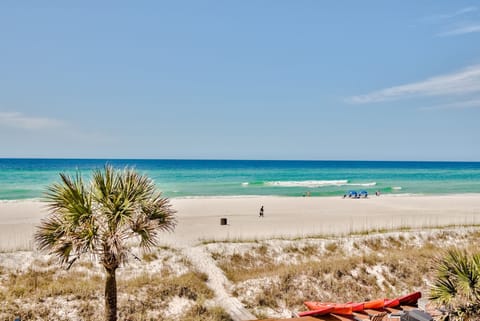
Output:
[
  {"xmin": 438, "ymin": 24, "xmax": 480, "ymax": 36},
  {"xmin": 347, "ymin": 64, "xmax": 480, "ymax": 104},
  {"xmin": 422, "ymin": 6, "xmax": 477, "ymax": 22},
  {"xmin": 420, "ymin": 98, "xmax": 480, "ymax": 111},
  {"xmin": 0, "ymin": 112, "xmax": 65, "ymax": 130}
]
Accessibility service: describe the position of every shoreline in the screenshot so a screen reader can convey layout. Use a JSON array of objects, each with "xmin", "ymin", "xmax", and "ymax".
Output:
[
  {"xmin": 2, "ymin": 191, "xmax": 480, "ymax": 202},
  {"xmin": 1, "ymin": 194, "xmax": 480, "ymax": 251}
]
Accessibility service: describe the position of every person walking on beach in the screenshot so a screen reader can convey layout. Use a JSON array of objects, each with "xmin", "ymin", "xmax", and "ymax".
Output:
[{"xmin": 259, "ymin": 205, "xmax": 264, "ymax": 217}]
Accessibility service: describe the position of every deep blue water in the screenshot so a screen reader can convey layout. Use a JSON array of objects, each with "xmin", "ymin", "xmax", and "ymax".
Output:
[{"xmin": 0, "ymin": 158, "xmax": 479, "ymax": 200}]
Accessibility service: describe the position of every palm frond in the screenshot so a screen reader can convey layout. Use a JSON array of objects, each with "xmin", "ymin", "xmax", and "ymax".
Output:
[
  {"xmin": 130, "ymin": 216, "xmax": 158, "ymax": 251},
  {"xmin": 35, "ymin": 214, "xmax": 67, "ymax": 252},
  {"xmin": 34, "ymin": 214, "xmax": 80, "ymax": 266},
  {"xmin": 44, "ymin": 172, "xmax": 92, "ymax": 227},
  {"xmin": 430, "ymin": 275, "xmax": 458, "ymax": 304},
  {"xmin": 430, "ymin": 248, "xmax": 480, "ymax": 311}
]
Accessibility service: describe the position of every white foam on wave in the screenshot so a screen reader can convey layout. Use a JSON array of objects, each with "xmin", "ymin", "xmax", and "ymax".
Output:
[
  {"xmin": 241, "ymin": 182, "xmax": 249, "ymax": 186},
  {"xmin": 264, "ymin": 180, "xmax": 376, "ymax": 188},
  {"xmin": 0, "ymin": 198, "xmax": 42, "ymax": 203},
  {"xmin": 175, "ymin": 195, "xmax": 268, "ymax": 200},
  {"xmin": 392, "ymin": 186, "xmax": 402, "ymax": 190},
  {"xmin": 346, "ymin": 182, "xmax": 377, "ymax": 187},
  {"xmin": 266, "ymin": 180, "xmax": 348, "ymax": 188}
]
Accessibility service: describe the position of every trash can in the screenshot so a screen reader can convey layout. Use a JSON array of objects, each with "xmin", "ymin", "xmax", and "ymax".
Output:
[{"xmin": 220, "ymin": 218, "xmax": 228, "ymax": 225}]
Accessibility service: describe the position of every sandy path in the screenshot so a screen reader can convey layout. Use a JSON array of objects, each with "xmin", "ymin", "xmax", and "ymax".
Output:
[{"xmin": 181, "ymin": 246, "xmax": 256, "ymax": 321}]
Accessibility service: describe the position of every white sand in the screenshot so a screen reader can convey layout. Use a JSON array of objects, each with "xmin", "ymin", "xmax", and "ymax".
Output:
[{"xmin": 1, "ymin": 194, "xmax": 480, "ymax": 250}]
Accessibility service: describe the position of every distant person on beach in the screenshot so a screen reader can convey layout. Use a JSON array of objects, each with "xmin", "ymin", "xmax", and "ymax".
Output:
[
  {"xmin": 259, "ymin": 205, "xmax": 264, "ymax": 217},
  {"xmin": 375, "ymin": 190, "xmax": 381, "ymax": 196}
]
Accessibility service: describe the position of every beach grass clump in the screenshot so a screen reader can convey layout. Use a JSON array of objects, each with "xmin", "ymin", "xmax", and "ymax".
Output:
[
  {"xmin": 0, "ymin": 268, "xmax": 102, "ymax": 320},
  {"xmin": 142, "ymin": 252, "xmax": 159, "ymax": 263},
  {"xmin": 182, "ymin": 304, "xmax": 234, "ymax": 321},
  {"xmin": 283, "ymin": 243, "xmax": 319, "ymax": 256},
  {"xmin": 3, "ymin": 268, "xmax": 101, "ymax": 299},
  {"xmin": 324, "ymin": 242, "xmax": 339, "ymax": 253}
]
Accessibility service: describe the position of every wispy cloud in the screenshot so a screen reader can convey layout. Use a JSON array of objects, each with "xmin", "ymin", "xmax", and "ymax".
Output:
[
  {"xmin": 438, "ymin": 24, "xmax": 480, "ymax": 36},
  {"xmin": 422, "ymin": 6, "xmax": 477, "ymax": 23},
  {"xmin": 421, "ymin": 6, "xmax": 480, "ymax": 37},
  {"xmin": 347, "ymin": 64, "xmax": 480, "ymax": 104},
  {"xmin": 0, "ymin": 112, "xmax": 65, "ymax": 130},
  {"xmin": 420, "ymin": 98, "xmax": 480, "ymax": 111}
]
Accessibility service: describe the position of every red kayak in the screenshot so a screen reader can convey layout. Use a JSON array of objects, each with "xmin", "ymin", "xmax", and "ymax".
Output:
[
  {"xmin": 382, "ymin": 292, "xmax": 421, "ymax": 308},
  {"xmin": 397, "ymin": 291, "xmax": 421, "ymax": 305},
  {"xmin": 384, "ymin": 298, "xmax": 400, "ymax": 308},
  {"xmin": 298, "ymin": 306, "xmax": 334, "ymax": 317},
  {"xmin": 303, "ymin": 291, "xmax": 421, "ymax": 316},
  {"xmin": 304, "ymin": 302, "xmax": 363, "ymax": 315}
]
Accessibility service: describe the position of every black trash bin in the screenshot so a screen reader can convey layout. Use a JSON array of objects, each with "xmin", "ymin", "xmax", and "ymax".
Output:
[{"xmin": 220, "ymin": 218, "xmax": 228, "ymax": 225}]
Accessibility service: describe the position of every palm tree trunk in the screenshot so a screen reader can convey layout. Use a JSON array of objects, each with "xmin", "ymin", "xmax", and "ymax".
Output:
[{"xmin": 104, "ymin": 266, "xmax": 118, "ymax": 321}]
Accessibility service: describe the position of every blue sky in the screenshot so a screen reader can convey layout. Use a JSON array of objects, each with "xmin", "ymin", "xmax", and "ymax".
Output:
[{"xmin": 1, "ymin": 1, "xmax": 480, "ymax": 161}]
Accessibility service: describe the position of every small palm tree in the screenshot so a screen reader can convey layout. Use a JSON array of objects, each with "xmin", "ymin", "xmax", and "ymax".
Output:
[
  {"xmin": 430, "ymin": 249, "xmax": 480, "ymax": 321},
  {"xmin": 35, "ymin": 165, "xmax": 176, "ymax": 321}
]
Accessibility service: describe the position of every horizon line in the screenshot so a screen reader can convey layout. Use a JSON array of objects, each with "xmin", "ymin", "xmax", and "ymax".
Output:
[{"xmin": 0, "ymin": 157, "xmax": 479, "ymax": 163}]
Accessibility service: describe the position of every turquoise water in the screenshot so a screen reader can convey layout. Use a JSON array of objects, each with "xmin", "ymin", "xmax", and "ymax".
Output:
[{"xmin": 0, "ymin": 159, "xmax": 479, "ymax": 200}]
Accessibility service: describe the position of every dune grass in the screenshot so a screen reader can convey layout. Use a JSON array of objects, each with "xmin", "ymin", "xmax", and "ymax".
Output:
[
  {"xmin": 206, "ymin": 228, "xmax": 480, "ymax": 317},
  {"xmin": 0, "ymin": 249, "xmax": 230, "ymax": 321},
  {"xmin": 2, "ymin": 227, "xmax": 480, "ymax": 320}
]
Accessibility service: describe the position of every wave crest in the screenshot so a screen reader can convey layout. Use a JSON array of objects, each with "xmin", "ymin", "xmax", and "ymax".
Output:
[
  {"xmin": 264, "ymin": 180, "xmax": 376, "ymax": 188},
  {"xmin": 266, "ymin": 180, "xmax": 348, "ymax": 187},
  {"xmin": 241, "ymin": 180, "xmax": 377, "ymax": 188},
  {"xmin": 346, "ymin": 182, "xmax": 377, "ymax": 187}
]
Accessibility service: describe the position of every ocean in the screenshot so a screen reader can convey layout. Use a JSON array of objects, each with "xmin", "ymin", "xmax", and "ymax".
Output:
[{"xmin": 0, "ymin": 159, "xmax": 479, "ymax": 200}]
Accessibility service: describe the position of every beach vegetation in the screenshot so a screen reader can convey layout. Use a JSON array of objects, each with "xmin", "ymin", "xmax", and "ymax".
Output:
[
  {"xmin": 0, "ymin": 267, "xmax": 226, "ymax": 320},
  {"xmin": 34, "ymin": 165, "xmax": 176, "ymax": 321},
  {"xmin": 207, "ymin": 228, "xmax": 480, "ymax": 317},
  {"xmin": 324, "ymin": 242, "xmax": 339, "ymax": 253},
  {"xmin": 4, "ymin": 226, "xmax": 480, "ymax": 320},
  {"xmin": 430, "ymin": 249, "xmax": 480, "ymax": 321}
]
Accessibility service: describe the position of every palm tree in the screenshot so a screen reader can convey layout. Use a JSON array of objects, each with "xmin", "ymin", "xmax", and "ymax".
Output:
[
  {"xmin": 430, "ymin": 249, "xmax": 480, "ymax": 321},
  {"xmin": 35, "ymin": 165, "xmax": 176, "ymax": 321}
]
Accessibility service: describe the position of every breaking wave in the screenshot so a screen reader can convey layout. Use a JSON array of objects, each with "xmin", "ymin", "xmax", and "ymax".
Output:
[
  {"xmin": 260, "ymin": 180, "xmax": 376, "ymax": 188},
  {"xmin": 346, "ymin": 182, "xmax": 377, "ymax": 187}
]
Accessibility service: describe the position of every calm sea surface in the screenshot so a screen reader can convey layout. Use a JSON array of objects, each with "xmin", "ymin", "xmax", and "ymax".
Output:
[{"xmin": 0, "ymin": 159, "xmax": 479, "ymax": 200}]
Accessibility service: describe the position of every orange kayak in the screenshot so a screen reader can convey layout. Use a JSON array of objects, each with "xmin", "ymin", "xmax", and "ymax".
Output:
[{"xmin": 363, "ymin": 299, "xmax": 384, "ymax": 309}]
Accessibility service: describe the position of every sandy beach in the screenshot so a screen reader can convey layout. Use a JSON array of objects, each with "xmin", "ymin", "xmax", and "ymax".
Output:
[{"xmin": 1, "ymin": 194, "xmax": 480, "ymax": 251}]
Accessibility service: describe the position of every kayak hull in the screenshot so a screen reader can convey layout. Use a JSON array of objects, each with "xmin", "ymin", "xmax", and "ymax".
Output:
[
  {"xmin": 304, "ymin": 302, "xmax": 362, "ymax": 315},
  {"xmin": 298, "ymin": 307, "xmax": 334, "ymax": 317}
]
